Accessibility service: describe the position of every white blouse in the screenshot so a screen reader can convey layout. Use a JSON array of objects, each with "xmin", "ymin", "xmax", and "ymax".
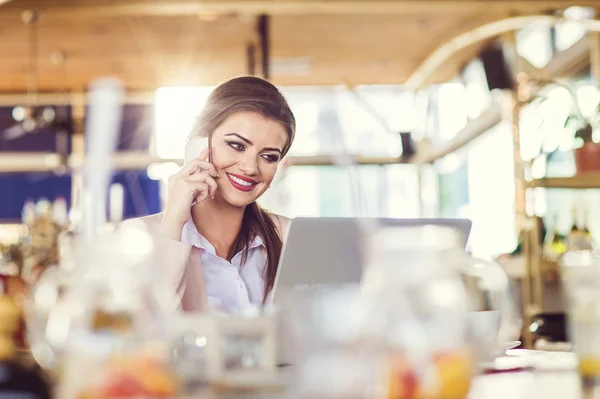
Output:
[{"xmin": 181, "ymin": 218, "xmax": 268, "ymax": 314}]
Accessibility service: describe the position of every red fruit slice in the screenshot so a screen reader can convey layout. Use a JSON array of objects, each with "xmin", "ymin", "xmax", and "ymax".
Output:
[{"xmin": 102, "ymin": 374, "xmax": 144, "ymax": 398}]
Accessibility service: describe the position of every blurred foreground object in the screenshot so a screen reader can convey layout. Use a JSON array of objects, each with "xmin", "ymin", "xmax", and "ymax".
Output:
[
  {"xmin": 25, "ymin": 78, "xmax": 125, "ymax": 373},
  {"xmin": 0, "ymin": 278, "xmax": 50, "ymax": 399},
  {"xmin": 560, "ymin": 250, "xmax": 600, "ymax": 385},
  {"xmin": 277, "ymin": 224, "xmax": 516, "ymax": 398},
  {"xmin": 55, "ymin": 225, "xmax": 178, "ymax": 399}
]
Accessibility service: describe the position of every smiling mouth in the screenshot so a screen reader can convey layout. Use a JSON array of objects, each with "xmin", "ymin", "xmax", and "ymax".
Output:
[{"xmin": 226, "ymin": 173, "xmax": 258, "ymax": 192}]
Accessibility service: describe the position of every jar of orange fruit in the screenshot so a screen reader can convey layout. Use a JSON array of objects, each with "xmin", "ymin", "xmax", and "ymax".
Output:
[{"xmin": 362, "ymin": 225, "xmax": 476, "ymax": 399}]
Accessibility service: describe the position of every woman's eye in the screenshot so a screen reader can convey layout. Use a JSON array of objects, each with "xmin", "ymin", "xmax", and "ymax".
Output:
[
  {"xmin": 227, "ymin": 142, "xmax": 245, "ymax": 151},
  {"xmin": 261, "ymin": 154, "xmax": 280, "ymax": 163}
]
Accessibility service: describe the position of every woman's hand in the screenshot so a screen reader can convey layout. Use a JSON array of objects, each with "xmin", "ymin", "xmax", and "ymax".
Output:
[{"xmin": 161, "ymin": 148, "xmax": 218, "ymax": 240}]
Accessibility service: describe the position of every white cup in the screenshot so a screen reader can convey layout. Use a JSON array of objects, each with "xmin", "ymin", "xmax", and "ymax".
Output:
[{"xmin": 467, "ymin": 310, "xmax": 501, "ymax": 360}]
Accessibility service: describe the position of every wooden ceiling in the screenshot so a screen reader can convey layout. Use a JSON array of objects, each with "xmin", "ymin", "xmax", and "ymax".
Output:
[{"xmin": 0, "ymin": 0, "xmax": 598, "ymax": 92}]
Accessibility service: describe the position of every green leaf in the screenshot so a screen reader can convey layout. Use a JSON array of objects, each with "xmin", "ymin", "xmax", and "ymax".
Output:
[{"xmin": 564, "ymin": 116, "xmax": 572, "ymax": 128}]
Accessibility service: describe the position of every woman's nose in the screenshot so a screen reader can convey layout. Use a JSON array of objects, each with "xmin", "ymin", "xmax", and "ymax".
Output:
[{"xmin": 238, "ymin": 155, "xmax": 258, "ymax": 176}]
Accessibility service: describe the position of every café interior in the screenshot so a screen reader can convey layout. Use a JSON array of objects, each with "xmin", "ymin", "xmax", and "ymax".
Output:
[{"xmin": 1, "ymin": 0, "xmax": 600, "ymax": 398}]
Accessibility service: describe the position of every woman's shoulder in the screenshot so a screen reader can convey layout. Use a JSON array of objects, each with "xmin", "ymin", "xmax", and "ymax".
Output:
[
  {"xmin": 266, "ymin": 213, "xmax": 291, "ymax": 238},
  {"xmin": 118, "ymin": 213, "xmax": 172, "ymax": 240},
  {"xmin": 118, "ymin": 213, "xmax": 194, "ymax": 254}
]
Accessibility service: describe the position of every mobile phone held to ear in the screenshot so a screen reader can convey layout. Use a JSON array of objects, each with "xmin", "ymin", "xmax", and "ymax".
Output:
[{"xmin": 184, "ymin": 136, "xmax": 209, "ymax": 165}]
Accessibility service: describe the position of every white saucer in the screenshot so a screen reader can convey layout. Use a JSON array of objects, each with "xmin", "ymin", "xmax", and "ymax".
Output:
[
  {"xmin": 492, "ymin": 340, "xmax": 522, "ymax": 357},
  {"xmin": 502, "ymin": 340, "xmax": 522, "ymax": 351},
  {"xmin": 478, "ymin": 341, "xmax": 523, "ymax": 369}
]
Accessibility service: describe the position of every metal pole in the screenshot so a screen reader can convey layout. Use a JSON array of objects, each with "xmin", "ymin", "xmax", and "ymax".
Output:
[
  {"xmin": 505, "ymin": 29, "xmax": 540, "ymax": 348},
  {"xmin": 522, "ymin": 224, "xmax": 534, "ymax": 348}
]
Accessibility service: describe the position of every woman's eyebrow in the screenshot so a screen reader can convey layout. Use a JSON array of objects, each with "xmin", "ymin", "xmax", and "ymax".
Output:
[
  {"xmin": 225, "ymin": 133, "xmax": 252, "ymax": 145},
  {"xmin": 225, "ymin": 133, "xmax": 282, "ymax": 153}
]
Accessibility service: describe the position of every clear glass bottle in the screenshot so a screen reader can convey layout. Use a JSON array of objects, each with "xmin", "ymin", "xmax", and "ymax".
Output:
[{"xmin": 544, "ymin": 214, "xmax": 567, "ymax": 260}]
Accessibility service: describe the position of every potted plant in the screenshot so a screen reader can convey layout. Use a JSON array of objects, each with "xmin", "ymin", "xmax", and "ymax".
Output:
[
  {"xmin": 526, "ymin": 76, "xmax": 600, "ymax": 174},
  {"xmin": 565, "ymin": 107, "xmax": 600, "ymax": 173}
]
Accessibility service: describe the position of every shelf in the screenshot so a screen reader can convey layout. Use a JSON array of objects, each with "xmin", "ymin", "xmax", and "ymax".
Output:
[
  {"xmin": 290, "ymin": 155, "xmax": 409, "ymax": 166},
  {"xmin": 527, "ymin": 173, "xmax": 600, "ymax": 189},
  {"xmin": 0, "ymin": 152, "xmax": 413, "ymax": 173}
]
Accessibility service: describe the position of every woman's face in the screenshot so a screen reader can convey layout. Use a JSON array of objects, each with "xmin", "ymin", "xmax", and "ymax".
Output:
[{"xmin": 209, "ymin": 111, "xmax": 288, "ymax": 208}]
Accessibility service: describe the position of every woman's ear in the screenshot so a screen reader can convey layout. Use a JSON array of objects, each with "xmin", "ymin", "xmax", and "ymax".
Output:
[{"xmin": 184, "ymin": 136, "xmax": 209, "ymax": 164}]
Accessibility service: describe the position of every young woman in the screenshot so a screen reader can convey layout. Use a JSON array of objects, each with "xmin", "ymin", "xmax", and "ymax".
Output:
[{"xmin": 124, "ymin": 76, "xmax": 295, "ymax": 313}]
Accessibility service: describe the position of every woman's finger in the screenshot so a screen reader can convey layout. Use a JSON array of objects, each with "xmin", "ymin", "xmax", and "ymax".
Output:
[
  {"xmin": 193, "ymin": 183, "xmax": 210, "ymax": 204},
  {"xmin": 186, "ymin": 172, "xmax": 218, "ymax": 198},
  {"xmin": 198, "ymin": 147, "xmax": 209, "ymax": 161},
  {"xmin": 182, "ymin": 179, "xmax": 209, "ymax": 202},
  {"xmin": 173, "ymin": 157, "xmax": 218, "ymax": 179}
]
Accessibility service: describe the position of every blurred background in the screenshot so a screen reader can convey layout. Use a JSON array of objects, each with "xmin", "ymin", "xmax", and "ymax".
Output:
[
  {"xmin": 2, "ymin": 0, "xmax": 600, "ymax": 334},
  {"xmin": 6, "ymin": 3, "xmax": 600, "ymax": 398}
]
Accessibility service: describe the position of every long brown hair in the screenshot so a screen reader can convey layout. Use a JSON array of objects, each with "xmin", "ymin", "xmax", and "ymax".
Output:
[{"xmin": 189, "ymin": 76, "xmax": 296, "ymax": 302}]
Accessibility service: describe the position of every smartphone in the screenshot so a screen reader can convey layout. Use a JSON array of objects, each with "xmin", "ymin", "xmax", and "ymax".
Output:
[{"xmin": 184, "ymin": 136, "xmax": 209, "ymax": 165}]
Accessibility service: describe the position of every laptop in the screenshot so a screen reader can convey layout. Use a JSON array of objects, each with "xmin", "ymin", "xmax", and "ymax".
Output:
[
  {"xmin": 272, "ymin": 217, "xmax": 472, "ymax": 302},
  {"xmin": 271, "ymin": 217, "xmax": 472, "ymax": 366}
]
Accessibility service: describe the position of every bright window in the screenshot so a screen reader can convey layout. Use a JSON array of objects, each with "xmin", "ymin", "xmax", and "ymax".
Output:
[
  {"xmin": 153, "ymin": 85, "xmax": 422, "ymax": 219},
  {"xmin": 154, "ymin": 86, "xmax": 214, "ymax": 160}
]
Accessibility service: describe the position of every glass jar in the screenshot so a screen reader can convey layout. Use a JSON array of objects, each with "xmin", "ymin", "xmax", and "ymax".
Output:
[
  {"xmin": 281, "ymin": 284, "xmax": 393, "ymax": 399},
  {"xmin": 52, "ymin": 226, "xmax": 178, "ymax": 399},
  {"xmin": 361, "ymin": 225, "xmax": 474, "ymax": 399},
  {"xmin": 281, "ymin": 224, "xmax": 479, "ymax": 399}
]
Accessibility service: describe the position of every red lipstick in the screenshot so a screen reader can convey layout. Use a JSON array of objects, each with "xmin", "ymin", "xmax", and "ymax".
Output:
[{"xmin": 226, "ymin": 173, "xmax": 258, "ymax": 192}]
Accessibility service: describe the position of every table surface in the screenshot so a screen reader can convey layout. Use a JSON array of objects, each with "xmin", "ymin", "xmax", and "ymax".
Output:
[
  {"xmin": 471, "ymin": 372, "xmax": 583, "ymax": 399},
  {"xmin": 198, "ymin": 349, "xmax": 588, "ymax": 399},
  {"xmin": 471, "ymin": 349, "xmax": 591, "ymax": 399},
  {"xmin": 39, "ymin": 348, "xmax": 589, "ymax": 399}
]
